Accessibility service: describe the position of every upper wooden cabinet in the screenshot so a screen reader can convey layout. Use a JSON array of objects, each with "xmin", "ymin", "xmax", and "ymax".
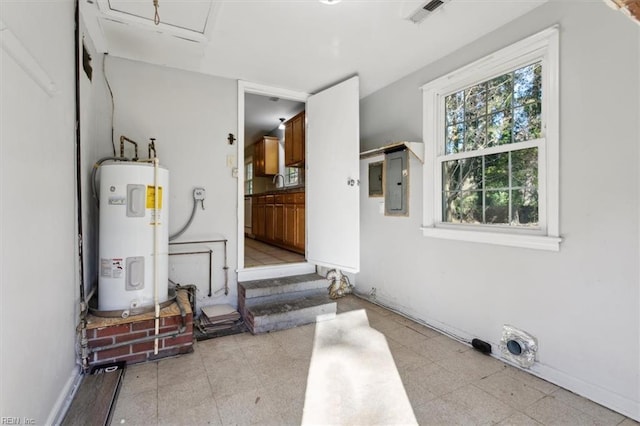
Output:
[
  {"xmin": 284, "ymin": 111, "xmax": 305, "ymax": 167},
  {"xmin": 254, "ymin": 136, "xmax": 279, "ymax": 176}
]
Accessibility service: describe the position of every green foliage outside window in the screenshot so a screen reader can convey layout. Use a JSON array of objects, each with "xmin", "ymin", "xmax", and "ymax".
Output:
[{"xmin": 442, "ymin": 62, "xmax": 541, "ymax": 227}]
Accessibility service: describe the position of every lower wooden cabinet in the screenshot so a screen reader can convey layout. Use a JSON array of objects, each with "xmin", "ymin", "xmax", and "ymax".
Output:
[
  {"xmin": 274, "ymin": 204, "xmax": 285, "ymax": 244},
  {"xmin": 251, "ymin": 191, "xmax": 304, "ymax": 254},
  {"xmin": 294, "ymin": 204, "xmax": 305, "ymax": 251}
]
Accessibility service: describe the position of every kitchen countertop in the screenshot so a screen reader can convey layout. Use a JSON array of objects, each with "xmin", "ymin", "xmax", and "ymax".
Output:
[{"xmin": 247, "ymin": 185, "xmax": 305, "ymax": 197}]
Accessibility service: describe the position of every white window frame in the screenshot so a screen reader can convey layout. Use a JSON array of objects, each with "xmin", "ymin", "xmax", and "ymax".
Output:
[
  {"xmin": 245, "ymin": 157, "xmax": 254, "ymax": 195},
  {"xmin": 284, "ymin": 166, "xmax": 300, "ymax": 187},
  {"xmin": 421, "ymin": 26, "xmax": 561, "ymax": 251}
]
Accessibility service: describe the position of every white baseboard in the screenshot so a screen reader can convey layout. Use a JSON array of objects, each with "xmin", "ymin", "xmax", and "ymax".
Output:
[{"xmin": 47, "ymin": 367, "xmax": 82, "ymax": 425}]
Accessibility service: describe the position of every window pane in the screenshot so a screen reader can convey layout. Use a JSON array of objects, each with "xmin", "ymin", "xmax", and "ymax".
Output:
[
  {"xmin": 460, "ymin": 157, "xmax": 483, "ymax": 190},
  {"xmin": 485, "ymin": 190, "xmax": 510, "ymax": 224},
  {"xmin": 444, "ymin": 61, "xmax": 541, "ymax": 156},
  {"xmin": 484, "ymin": 152, "xmax": 509, "ymax": 189},
  {"xmin": 446, "ymin": 123, "xmax": 465, "ymax": 154},
  {"xmin": 443, "ymin": 158, "xmax": 482, "ymax": 192},
  {"xmin": 514, "ymin": 63, "xmax": 542, "ymax": 106},
  {"xmin": 513, "ymin": 103, "xmax": 542, "ymax": 142},
  {"xmin": 285, "ymin": 167, "xmax": 299, "ymax": 186},
  {"xmin": 443, "ymin": 160, "xmax": 461, "ymax": 192},
  {"xmin": 464, "ymin": 118, "xmax": 487, "ymax": 151},
  {"xmin": 465, "ymin": 83, "xmax": 487, "ymax": 122},
  {"xmin": 487, "ymin": 110, "xmax": 512, "ymax": 146},
  {"xmin": 512, "ymin": 188, "xmax": 538, "ymax": 225},
  {"xmin": 459, "ymin": 191, "xmax": 483, "ymax": 224},
  {"xmin": 487, "ymin": 73, "xmax": 513, "ymax": 113},
  {"xmin": 511, "ymin": 148, "xmax": 538, "ymax": 188},
  {"xmin": 443, "ymin": 191, "xmax": 482, "ymax": 224},
  {"xmin": 442, "ymin": 191, "xmax": 460, "ymax": 222},
  {"xmin": 445, "ymin": 91, "xmax": 464, "ymax": 125}
]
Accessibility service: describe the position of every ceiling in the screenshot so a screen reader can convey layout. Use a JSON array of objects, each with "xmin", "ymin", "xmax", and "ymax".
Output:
[
  {"xmin": 82, "ymin": 0, "xmax": 551, "ymax": 147},
  {"xmin": 244, "ymin": 94, "xmax": 305, "ymax": 146},
  {"xmin": 82, "ymin": 0, "xmax": 549, "ymax": 99}
]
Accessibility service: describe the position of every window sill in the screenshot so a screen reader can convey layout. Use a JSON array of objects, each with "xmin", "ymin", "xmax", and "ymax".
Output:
[{"xmin": 420, "ymin": 226, "xmax": 562, "ymax": 251}]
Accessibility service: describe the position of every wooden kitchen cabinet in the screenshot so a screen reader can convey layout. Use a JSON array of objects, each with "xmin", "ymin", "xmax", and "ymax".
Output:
[
  {"xmin": 284, "ymin": 204, "xmax": 296, "ymax": 247},
  {"xmin": 251, "ymin": 191, "xmax": 304, "ymax": 254},
  {"xmin": 254, "ymin": 136, "xmax": 279, "ymax": 176},
  {"xmin": 284, "ymin": 111, "xmax": 305, "ymax": 167},
  {"xmin": 274, "ymin": 194, "xmax": 285, "ymax": 244},
  {"xmin": 253, "ymin": 196, "xmax": 266, "ymax": 239},
  {"xmin": 292, "ymin": 193, "xmax": 305, "ymax": 251}
]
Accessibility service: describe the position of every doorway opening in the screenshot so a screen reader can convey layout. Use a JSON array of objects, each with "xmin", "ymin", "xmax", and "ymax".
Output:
[
  {"xmin": 237, "ymin": 77, "xmax": 361, "ymax": 282},
  {"xmin": 238, "ymin": 83, "xmax": 311, "ymax": 279}
]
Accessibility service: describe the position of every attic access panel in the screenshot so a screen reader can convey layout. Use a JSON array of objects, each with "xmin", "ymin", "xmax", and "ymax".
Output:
[{"xmin": 98, "ymin": 0, "xmax": 214, "ymax": 36}]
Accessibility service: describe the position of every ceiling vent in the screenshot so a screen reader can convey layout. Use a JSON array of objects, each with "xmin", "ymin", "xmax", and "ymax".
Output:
[{"xmin": 408, "ymin": 0, "xmax": 449, "ymax": 24}]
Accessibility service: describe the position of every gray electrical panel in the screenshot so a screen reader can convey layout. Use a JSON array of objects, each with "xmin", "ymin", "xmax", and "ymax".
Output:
[{"xmin": 384, "ymin": 149, "xmax": 408, "ymax": 216}]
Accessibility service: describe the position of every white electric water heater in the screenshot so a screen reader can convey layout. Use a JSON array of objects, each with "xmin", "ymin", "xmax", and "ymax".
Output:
[{"xmin": 98, "ymin": 162, "xmax": 170, "ymax": 311}]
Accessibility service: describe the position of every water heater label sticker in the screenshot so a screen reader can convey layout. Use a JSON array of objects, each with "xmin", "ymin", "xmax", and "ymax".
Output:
[
  {"xmin": 108, "ymin": 196, "xmax": 126, "ymax": 205},
  {"xmin": 112, "ymin": 259, "xmax": 123, "ymax": 278},
  {"xmin": 100, "ymin": 258, "xmax": 111, "ymax": 277},
  {"xmin": 146, "ymin": 186, "xmax": 163, "ymax": 209},
  {"xmin": 150, "ymin": 210, "xmax": 162, "ymax": 225},
  {"xmin": 100, "ymin": 258, "xmax": 123, "ymax": 278}
]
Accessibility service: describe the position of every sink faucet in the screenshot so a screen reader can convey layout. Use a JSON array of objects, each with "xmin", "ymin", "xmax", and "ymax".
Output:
[{"xmin": 273, "ymin": 174, "xmax": 284, "ymax": 188}]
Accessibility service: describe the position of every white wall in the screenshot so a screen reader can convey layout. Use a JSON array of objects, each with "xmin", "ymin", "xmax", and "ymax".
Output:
[
  {"xmin": 104, "ymin": 57, "xmax": 238, "ymax": 310},
  {"xmin": 0, "ymin": 1, "xmax": 79, "ymax": 423},
  {"xmin": 358, "ymin": 1, "xmax": 639, "ymax": 420}
]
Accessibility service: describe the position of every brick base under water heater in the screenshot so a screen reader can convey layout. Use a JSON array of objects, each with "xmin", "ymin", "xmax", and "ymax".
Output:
[{"xmin": 85, "ymin": 290, "xmax": 194, "ymax": 365}]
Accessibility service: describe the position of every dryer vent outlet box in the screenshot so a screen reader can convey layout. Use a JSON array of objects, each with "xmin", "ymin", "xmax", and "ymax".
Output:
[{"xmin": 500, "ymin": 325, "xmax": 538, "ymax": 368}]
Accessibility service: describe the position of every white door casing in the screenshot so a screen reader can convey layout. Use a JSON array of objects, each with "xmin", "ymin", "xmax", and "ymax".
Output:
[{"xmin": 306, "ymin": 76, "xmax": 360, "ymax": 273}]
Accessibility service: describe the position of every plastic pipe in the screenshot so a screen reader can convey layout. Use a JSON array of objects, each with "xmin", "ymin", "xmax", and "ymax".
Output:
[{"xmin": 153, "ymin": 157, "xmax": 160, "ymax": 355}]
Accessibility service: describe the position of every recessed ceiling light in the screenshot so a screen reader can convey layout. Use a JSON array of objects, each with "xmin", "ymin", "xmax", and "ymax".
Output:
[{"xmin": 319, "ymin": 0, "xmax": 342, "ymax": 5}]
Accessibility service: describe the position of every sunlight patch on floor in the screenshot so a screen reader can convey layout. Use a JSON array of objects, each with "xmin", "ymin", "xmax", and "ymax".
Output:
[{"xmin": 302, "ymin": 309, "xmax": 418, "ymax": 425}]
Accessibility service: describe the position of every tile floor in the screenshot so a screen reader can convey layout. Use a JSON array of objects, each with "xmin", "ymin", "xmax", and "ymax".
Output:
[
  {"xmin": 244, "ymin": 238, "xmax": 305, "ymax": 267},
  {"xmin": 111, "ymin": 296, "xmax": 637, "ymax": 426}
]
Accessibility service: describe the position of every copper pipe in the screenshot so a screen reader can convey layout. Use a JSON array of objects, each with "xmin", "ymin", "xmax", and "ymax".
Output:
[
  {"xmin": 148, "ymin": 138, "xmax": 157, "ymax": 159},
  {"xmin": 119, "ymin": 135, "xmax": 139, "ymax": 159}
]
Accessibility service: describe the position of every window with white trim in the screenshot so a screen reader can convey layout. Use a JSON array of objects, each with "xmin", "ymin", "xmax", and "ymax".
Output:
[
  {"xmin": 284, "ymin": 166, "xmax": 300, "ymax": 186},
  {"xmin": 421, "ymin": 27, "xmax": 561, "ymax": 251},
  {"xmin": 245, "ymin": 158, "xmax": 254, "ymax": 195}
]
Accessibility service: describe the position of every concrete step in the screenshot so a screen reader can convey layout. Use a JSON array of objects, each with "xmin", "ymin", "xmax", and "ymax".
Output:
[
  {"xmin": 238, "ymin": 273, "xmax": 337, "ymax": 334},
  {"xmin": 240, "ymin": 273, "xmax": 327, "ymax": 299},
  {"xmin": 245, "ymin": 292, "xmax": 336, "ymax": 334}
]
